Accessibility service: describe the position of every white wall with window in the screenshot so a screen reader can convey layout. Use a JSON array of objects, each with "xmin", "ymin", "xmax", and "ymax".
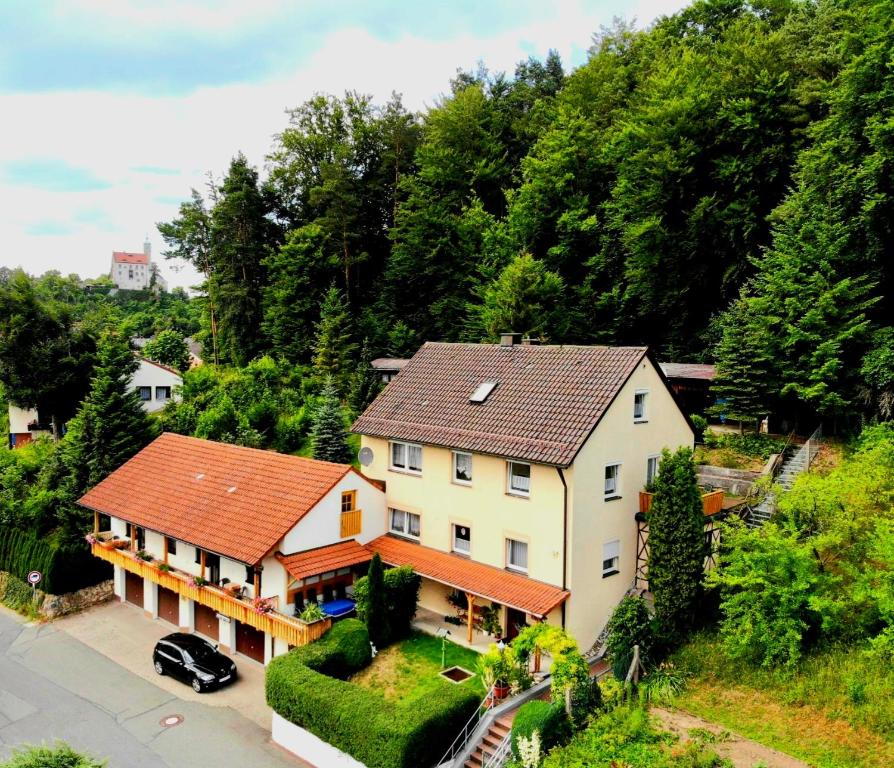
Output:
[
  {"xmin": 390, "ymin": 441, "xmax": 422, "ymax": 474},
  {"xmin": 507, "ymin": 461, "xmax": 531, "ymax": 496},
  {"xmin": 604, "ymin": 463, "xmax": 621, "ymax": 498},
  {"xmin": 452, "ymin": 451, "xmax": 472, "ymax": 484},
  {"xmin": 389, "ymin": 508, "xmax": 420, "ymax": 539},
  {"xmin": 452, "ymin": 524, "xmax": 471, "ymax": 554},
  {"xmin": 633, "ymin": 390, "xmax": 648, "ymax": 422},
  {"xmin": 132, "ymin": 358, "xmax": 182, "ymax": 414},
  {"xmin": 506, "ymin": 538, "xmax": 528, "ymax": 572},
  {"xmin": 602, "ymin": 540, "xmax": 620, "ymax": 577}
]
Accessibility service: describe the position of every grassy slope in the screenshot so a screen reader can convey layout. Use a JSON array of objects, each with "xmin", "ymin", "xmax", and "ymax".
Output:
[
  {"xmin": 350, "ymin": 631, "xmax": 484, "ymax": 702},
  {"xmin": 671, "ymin": 633, "xmax": 894, "ymax": 768}
]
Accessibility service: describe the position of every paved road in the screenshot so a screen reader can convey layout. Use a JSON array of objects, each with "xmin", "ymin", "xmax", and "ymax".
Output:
[{"xmin": 0, "ymin": 607, "xmax": 304, "ymax": 768}]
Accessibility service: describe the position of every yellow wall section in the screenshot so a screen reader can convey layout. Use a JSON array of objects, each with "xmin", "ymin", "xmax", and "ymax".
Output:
[
  {"xmin": 565, "ymin": 356, "xmax": 693, "ymax": 645},
  {"xmin": 360, "ymin": 436, "xmax": 566, "ymax": 588}
]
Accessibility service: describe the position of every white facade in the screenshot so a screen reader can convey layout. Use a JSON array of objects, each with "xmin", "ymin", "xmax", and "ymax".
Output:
[
  {"xmin": 105, "ymin": 468, "xmax": 386, "ymax": 664},
  {"xmin": 110, "ymin": 241, "xmax": 155, "ymax": 291},
  {"xmin": 132, "ymin": 358, "xmax": 182, "ymax": 413}
]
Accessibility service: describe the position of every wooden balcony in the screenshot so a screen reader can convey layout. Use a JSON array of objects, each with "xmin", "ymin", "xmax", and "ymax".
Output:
[
  {"xmin": 340, "ymin": 508, "xmax": 362, "ymax": 538},
  {"xmin": 638, "ymin": 489, "xmax": 725, "ymax": 517},
  {"xmin": 92, "ymin": 540, "xmax": 331, "ymax": 647}
]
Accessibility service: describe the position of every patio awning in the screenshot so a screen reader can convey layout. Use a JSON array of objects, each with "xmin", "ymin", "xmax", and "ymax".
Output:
[
  {"xmin": 276, "ymin": 540, "xmax": 372, "ymax": 581},
  {"xmin": 366, "ymin": 535, "xmax": 569, "ymax": 618}
]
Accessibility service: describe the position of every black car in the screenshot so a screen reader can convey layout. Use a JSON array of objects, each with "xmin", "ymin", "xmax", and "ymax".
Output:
[{"xmin": 153, "ymin": 633, "xmax": 237, "ymax": 693}]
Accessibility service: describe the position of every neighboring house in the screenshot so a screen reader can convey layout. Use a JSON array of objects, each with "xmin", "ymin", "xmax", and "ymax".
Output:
[
  {"xmin": 111, "ymin": 239, "xmax": 166, "ymax": 291},
  {"xmin": 6, "ymin": 357, "xmax": 181, "ymax": 447},
  {"xmin": 81, "ymin": 433, "xmax": 387, "ymax": 664},
  {"xmin": 133, "ymin": 357, "xmax": 182, "ymax": 413},
  {"xmin": 370, "ymin": 357, "xmax": 408, "ymax": 383},
  {"xmin": 7, "ymin": 404, "xmax": 51, "ymax": 448},
  {"xmin": 659, "ymin": 362, "xmax": 716, "ymax": 416},
  {"xmin": 184, "ymin": 337, "xmax": 203, "ymax": 368},
  {"xmin": 352, "ymin": 335, "xmax": 695, "ymax": 650}
]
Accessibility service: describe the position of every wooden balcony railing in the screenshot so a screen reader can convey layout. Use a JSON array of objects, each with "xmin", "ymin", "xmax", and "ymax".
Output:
[
  {"xmin": 92, "ymin": 540, "xmax": 331, "ymax": 647},
  {"xmin": 638, "ymin": 489, "xmax": 725, "ymax": 517},
  {"xmin": 340, "ymin": 509, "xmax": 362, "ymax": 538}
]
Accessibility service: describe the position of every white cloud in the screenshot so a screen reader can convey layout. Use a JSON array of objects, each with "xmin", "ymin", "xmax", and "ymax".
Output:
[{"xmin": 0, "ymin": 0, "xmax": 687, "ymax": 289}]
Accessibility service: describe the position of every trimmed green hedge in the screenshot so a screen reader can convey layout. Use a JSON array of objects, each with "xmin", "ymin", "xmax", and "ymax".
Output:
[
  {"xmin": 0, "ymin": 527, "xmax": 110, "ymax": 594},
  {"xmin": 267, "ymin": 619, "xmax": 479, "ymax": 768},
  {"xmin": 511, "ymin": 700, "xmax": 571, "ymax": 759}
]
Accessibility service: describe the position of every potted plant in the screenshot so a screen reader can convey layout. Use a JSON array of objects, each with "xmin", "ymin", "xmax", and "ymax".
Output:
[
  {"xmin": 158, "ymin": 563, "xmax": 172, "ymax": 573},
  {"xmin": 252, "ymin": 596, "xmax": 275, "ymax": 615},
  {"xmin": 481, "ymin": 605, "xmax": 502, "ymax": 638},
  {"xmin": 187, "ymin": 575, "xmax": 208, "ymax": 588},
  {"xmin": 477, "ymin": 645, "xmax": 513, "ymax": 702},
  {"xmin": 299, "ymin": 602, "xmax": 325, "ymax": 623},
  {"xmin": 135, "ymin": 550, "xmax": 153, "ymax": 562}
]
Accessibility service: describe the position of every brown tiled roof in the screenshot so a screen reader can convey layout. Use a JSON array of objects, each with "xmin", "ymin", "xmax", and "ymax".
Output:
[
  {"xmin": 352, "ymin": 342, "xmax": 647, "ymax": 467},
  {"xmin": 660, "ymin": 362, "xmax": 716, "ymax": 381},
  {"xmin": 367, "ymin": 535, "xmax": 569, "ymax": 617},
  {"xmin": 276, "ymin": 540, "xmax": 372, "ymax": 581},
  {"xmin": 78, "ymin": 433, "xmax": 355, "ymax": 565}
]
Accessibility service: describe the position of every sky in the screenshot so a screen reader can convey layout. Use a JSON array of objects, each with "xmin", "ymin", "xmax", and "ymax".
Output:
[{"xmin": 0, "ymin": 0, "xmax": 688, "ymax": 290}]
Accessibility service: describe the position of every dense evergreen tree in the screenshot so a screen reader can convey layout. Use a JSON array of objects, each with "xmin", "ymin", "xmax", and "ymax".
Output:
[
  {"xmin": 647, "ymin": 448, "xmax": 706, "ymax": 644},
  {"xmin": 309, "ymin": 377, "xmax": 352, "ymax": 464},
  {"xmin": 364, "ymin": 552, "xmax": 388, "ymax": 647},
  {"xmin": 348, "ymin": 340, "xmax": 382, "ymax": 415},
  {"xmin": 57, "ymin": 332, "xmax": 158, "ymax": 539},
  {"xmin": 210, "ymin": 155, "xmax": 277, "ymax": 366},
  {"xmin": 313, "ymin": 286, "xmax": 356, "ymax": 391}
]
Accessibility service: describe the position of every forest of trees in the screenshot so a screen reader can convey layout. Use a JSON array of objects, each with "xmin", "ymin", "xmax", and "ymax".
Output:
[{"xmin": 157, "ymin": 0, "xmax": 892, "ymax": 428}]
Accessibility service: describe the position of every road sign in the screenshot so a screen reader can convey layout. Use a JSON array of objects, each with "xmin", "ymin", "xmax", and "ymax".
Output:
[{"xmin": 27, "ymin": 570, "xmax": 41, "ymax": 586}]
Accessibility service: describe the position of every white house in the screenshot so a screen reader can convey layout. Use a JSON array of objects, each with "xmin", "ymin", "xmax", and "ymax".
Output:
[{"xmin": 81, "ymin": 433, "xmax": 387, "ymax": 664}]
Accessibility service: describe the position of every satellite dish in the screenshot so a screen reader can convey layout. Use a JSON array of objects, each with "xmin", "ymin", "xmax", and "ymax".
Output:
[{"xmin": 358, "ymin": 447, "xmax": 374, "ymax": 467}]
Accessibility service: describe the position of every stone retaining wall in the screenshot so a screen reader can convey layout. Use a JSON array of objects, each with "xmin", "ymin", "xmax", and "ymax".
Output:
[{"xmin": 0, "ymin": 570, "xmax": 113, "ymax": 619}]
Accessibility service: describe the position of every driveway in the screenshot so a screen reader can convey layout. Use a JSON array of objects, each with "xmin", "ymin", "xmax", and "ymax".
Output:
[{"xmin": 0, "ymin": 604, "xmax": 308, "ymax": 768}]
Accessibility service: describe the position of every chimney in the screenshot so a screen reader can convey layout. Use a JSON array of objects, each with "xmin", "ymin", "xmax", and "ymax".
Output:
[
  {"xmin": 143, "ymin": 236, "xmax": 151, "ymax": 260},
  {"xmin": 522, "ymin": 337, "xmax": 541, "ymax": 346},
  {"xmin": 500, "ymin": 332, "xmax": 522, "ymax": 347}
]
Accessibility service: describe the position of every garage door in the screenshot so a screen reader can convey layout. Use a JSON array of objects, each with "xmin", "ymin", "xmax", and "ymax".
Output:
[
  {"xmin": 235, "ymin": 622, "xmax": 265, "ymax": 663},
  {"xmin": 158, "ymin": 587, "xmax": 179, "ymax": 625},
  {"xmin": 194, "ymin": 603, "xmax": 219, "ymax": 640},
  {"xmin": 125, "ymin": 571, "xmax": 144, "ymax": 607}
]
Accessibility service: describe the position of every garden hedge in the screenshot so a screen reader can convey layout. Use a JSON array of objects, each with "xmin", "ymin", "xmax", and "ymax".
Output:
[
  {"xmin": 0, "ymin": 527, "xmax": 110, "ymax": 595},
  {"xmin": 266, "ymin": 619, "xmax": 479, "ymax": 768},
  {"xmin": 510, "ymin": 700, "xmax": 571, "ymax": 759}
]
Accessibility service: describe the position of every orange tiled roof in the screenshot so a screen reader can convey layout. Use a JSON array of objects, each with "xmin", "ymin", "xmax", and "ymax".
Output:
[
  {"xmin": 112, "ymin": 251, "xmax": 149, "ymax": 264},
  {"xmin": 352, "ymin": 342, "xmax": 648, "ymax": 467},
  {"xmin": 276, "ymin": 540, "xmax": 372, "ymax": 581},
  {"xmin": 367, "ymin": 535, "xmax": 569, "ymax": 617},
  {"xmin": 78, "ymin": 433, "xmax": 355, "ymax": 565}
]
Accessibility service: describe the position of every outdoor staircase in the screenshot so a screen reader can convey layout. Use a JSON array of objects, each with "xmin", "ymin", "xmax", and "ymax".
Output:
[
  {"xmin": 748, "ymin": 425, "xmax": 822, "ymax": 527},
  {"xmin": 463, "ymin": 714, "xmax": 514, "ymax": 768}
]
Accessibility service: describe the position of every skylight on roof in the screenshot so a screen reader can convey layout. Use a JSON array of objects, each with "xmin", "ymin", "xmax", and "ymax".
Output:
[{"xmin": 470, "ymin": 380, "xmax": 498, "ymax": 403}]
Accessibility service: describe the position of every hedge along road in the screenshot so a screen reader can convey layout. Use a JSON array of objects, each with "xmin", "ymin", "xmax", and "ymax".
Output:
[{"xmin": 0, "ymin": 606, "xmax": 307, "ymax": 768}]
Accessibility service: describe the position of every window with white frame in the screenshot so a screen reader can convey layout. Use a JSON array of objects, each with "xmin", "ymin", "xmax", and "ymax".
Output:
[
  {"xmin": 507, "ymin": 461, "xmax": 531, "ymax": 495},
  {"xmin": 506, "ymin": 538, "xmax": 528, "ymax": 572},
  {"xmin": 389, "ymin": 508, "xmax": 420, "ymax": 538},
  {"xmin": 453, "ymin": 451, "xmax": 473, "ymax": 484},
  {"xmin": 634, "ymin": 390, "xmax": 648, "ymax": 422},
  {"xmin": 602, "ymin": 540, "xmax": 620, "ymax": 577},
  {"xmin": 452, "ymin": 524, "xmax": 471, "ymax": 554},
  {"xmin": 604, "ymin": 463, "xmax": 621, "ymax": 498},
  {"xmin": 390, "ymin": 441, "xmax": 422, "ymax": 473},
  {"xmin": 155, "ymin": 386, "xmax": 171, "ymax": 401},
  {"xmin": 646, "ymin": 455, "xmax": 659, "ymax": 487}
]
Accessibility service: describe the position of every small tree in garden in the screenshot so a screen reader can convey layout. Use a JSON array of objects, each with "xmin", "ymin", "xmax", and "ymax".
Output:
[
  {"xmin": 354, "ymin": 564, "xmax": 420, "ymax": 647},
  {"xmin": 605, "ymin": 594, "xmax": 653, "ymax": 679},
  {"xmin": 310, "ymin": 376, "xmax": 353, "ymax": 464},
  {"xmin": 647, "ymin": 447, "xmax": 706, "ymax": 645},
  {"xmin": 364, "ymin": 553, "xmax": 388, "ymax": 646}
]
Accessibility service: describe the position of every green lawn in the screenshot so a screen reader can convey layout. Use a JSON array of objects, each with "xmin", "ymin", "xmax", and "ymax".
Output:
[
  {"xmin": 350, "ymin": 631, "xmax": 484, "ymax": 702},
  {"xmin": 670, "ymin": 632, "xmax": 894, "ymax": 768}
]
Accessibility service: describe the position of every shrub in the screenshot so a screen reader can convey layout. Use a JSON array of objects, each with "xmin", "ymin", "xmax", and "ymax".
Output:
[
  {"xmin": 606, "ymin": 595, "xmax": 654, "ymax": 679},
  {"xmin": 690, "ymin": 414, "xmax": 708, "ymax": 443},
  {"xmin": 0, "ymin": 526, "xmax": 110, "ymax": 594},
  {"xmin": 511, "ymin": 701, "xmax": 571, "ymax": 760},
  {"xmin": 354, "ymin": 564, "xmax": 420, "ymax": 647},
  {"xmin": 0, "ymin": 743, "xmax": 105, "ymax": 768},
  {"xmin": 266, "ymin": 621, "xmax": 478, "ymax": 768}
]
